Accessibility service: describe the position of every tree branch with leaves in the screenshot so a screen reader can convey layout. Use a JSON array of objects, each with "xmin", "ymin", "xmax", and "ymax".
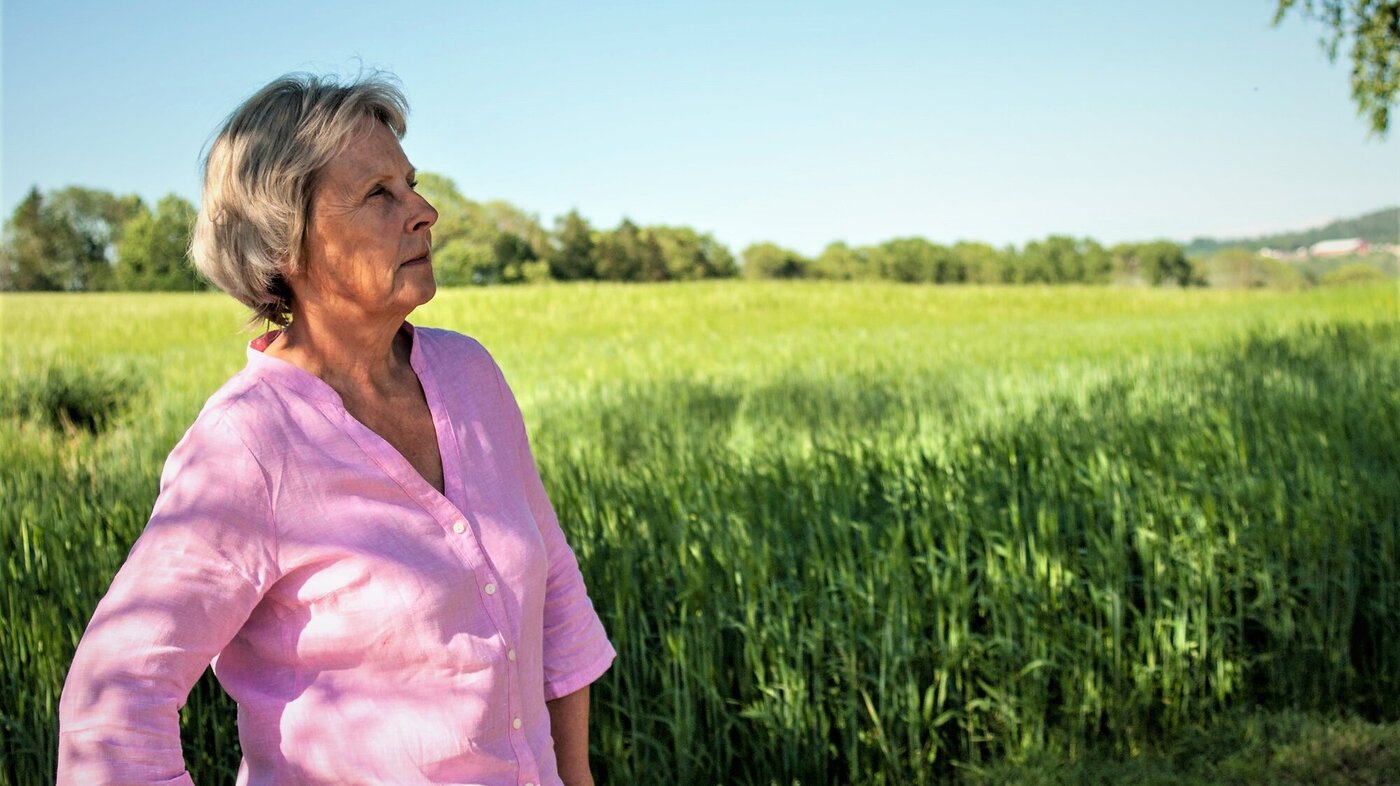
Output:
[{"xmin": 1275, "ymin": 0, "xmax": 1400, "ymax": 137}]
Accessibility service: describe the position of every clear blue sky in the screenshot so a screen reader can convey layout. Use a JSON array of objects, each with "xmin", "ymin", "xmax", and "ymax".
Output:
[{"xmin": 3, "ymin": 1, "xmax": 1396, "ymax": 255}]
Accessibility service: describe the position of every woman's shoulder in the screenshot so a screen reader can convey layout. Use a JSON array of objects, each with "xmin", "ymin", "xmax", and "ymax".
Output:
[
  {"xmin": 154, "ymin": 373, "xmax": 276, "ymax": 497},
  {"xmin": 412, "ymin": 325, "xmax": 520, "ymax": 412},
  {"xmin": 177, "ymin": 365, "xmax": 298, "ymax": 464},
  {"xmin": 413, "ymin": 325, "xmax": 499, "ymax": 371}
]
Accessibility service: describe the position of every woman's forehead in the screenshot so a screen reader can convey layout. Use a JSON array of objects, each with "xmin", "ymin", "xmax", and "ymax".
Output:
[{"xmin": 325, "ymin": 119, "xmax": 411, "ymax": 184}]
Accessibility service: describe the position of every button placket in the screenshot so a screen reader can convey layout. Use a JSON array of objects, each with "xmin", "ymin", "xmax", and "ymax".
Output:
[{"xmin": 410, "ymin": 343, "xmax": 541, "ymax": 779}]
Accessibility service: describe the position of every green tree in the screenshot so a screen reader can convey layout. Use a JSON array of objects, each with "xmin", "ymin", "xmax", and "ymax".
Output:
[
  {"xmin": 1, "ymin": 188, "xmax": 61, "ymax": 291},
  {"xmin": 493, "ymin": 231, "xmax": 538, "ymax": 284},
  {"xmin": 1142, "ymin": 242, "xmax": 1198, "ymax": 288},
  {"xmin": 1112, "ymin": 240, "xmax": 1197, "ymax": 286},
  {"xmin": 1275, "ymin": 0, "xmax": 1400, "ymax": 136},
  {"xmin": 481, "ymin": 200, "xmax": 548, "ymax": 259},
  {"xmin": 1, "ymin": 185, "xmax": 142, "ymax": 291},
  {"xmin": 1019, "ymin": 238, "xmax": 1058, "ymax": 283},
  {"xmin": 596, "ymin": 219, "xmax": 664, "ymax": 281},
  {"xmin": 649, "ymin": 225, "xmax": 737, "ymax": 280},
  {"xmin": 1020, "ymin": 235, "xmax": 1111, "ymax": 284},
  {"xmin": 416, "ymin": 172, "xmax": 488, "ymax": 248},
  {"xmin": 741, "ymin": 242, "xmax": 810, "ymax": 279},
  {"xmin": 1000, "ymin": 246, "xmax": 1029, "ymax": 282},
  {"xmin": 869, "ymin": 237, "xmax": 961, "ymax": 283},
  {"xmin": 871, "ymin": 238, "xmax": 924, "ymax": 282},
  {"xmin": 414, "ymin": 172, "xmax": 549, "ymax": 286},
  {"xmin": 433, "ymin": 238, "xmax": 496, "ymax": 286},
  {"xmin": 695, "ymin": 232, "xmax": 738, "ymax": 279},
  {"xmin": 47, "ymin": 186, "xmax": 144, "ymax": 291},
  {"xmin": 594, "ymin": 222, "xmax": 638, "ymax": 282},
  {"xmin": 115, "ymin": 194, "xmax": 202, "ymax": 291},
  {"xmin": 637, "ymin": 230, "xmax": 669, "ymax": 282},
  {"xmin": 953, "ymin": 241, "xmax": 1011, "ymax": 284},
  {"xmin": 549, "ymin": 210, "xmax": 597, "ymax": 281},
  {"xmin": 812, "ymin": 241, "xmax": 877, "ymax": 280}
]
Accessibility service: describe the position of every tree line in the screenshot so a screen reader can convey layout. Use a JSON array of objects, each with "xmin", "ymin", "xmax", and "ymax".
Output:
[
  {"xmin": 2, "ymin": 186, "xmax": 199, "ymax": 292},
  {"xmin": 2, "ymin": 178, "xmax": 1206, "ymax": 292},
  {"xmin": 744, "ymin": 236, "xmax": 1197, "ymax": 286},
  {"xmin": 1185, "ymin": 206, "xmax": 1399, "ymax": 257}
]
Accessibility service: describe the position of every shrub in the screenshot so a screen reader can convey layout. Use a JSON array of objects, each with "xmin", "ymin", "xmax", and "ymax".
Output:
[
  {"xmin": 1, "ymin": 364, "xmax": 140, "ymax": 432},
  {"xmin": 1320, "ymin": 263, "xmax": 1388, "ymax": 287}
]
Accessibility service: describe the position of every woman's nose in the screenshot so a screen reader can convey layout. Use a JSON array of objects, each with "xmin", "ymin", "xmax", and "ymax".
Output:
[{"xmin": 409, "ymin": 193, "xmax": 438, "ymax": 233}]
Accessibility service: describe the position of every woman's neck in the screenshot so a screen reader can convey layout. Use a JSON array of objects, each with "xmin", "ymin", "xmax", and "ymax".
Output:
[{"xmin": 263, "ymin": 309, "xmax": 413, "ymax": 401}]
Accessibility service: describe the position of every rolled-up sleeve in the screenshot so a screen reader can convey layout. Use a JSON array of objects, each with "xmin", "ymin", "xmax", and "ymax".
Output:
[
  {"xmin": 489, "ymin": 359, "xmax": 615, "ymax": 701},
  {"xmin": 57, "ymin": 410, "xmax": 280, "ymax": 784}
]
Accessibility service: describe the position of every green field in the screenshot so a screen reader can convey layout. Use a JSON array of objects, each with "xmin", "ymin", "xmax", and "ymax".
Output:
[{"xmin": 2, "ymin": 282, "xmax": 1398, "ymax": 784}]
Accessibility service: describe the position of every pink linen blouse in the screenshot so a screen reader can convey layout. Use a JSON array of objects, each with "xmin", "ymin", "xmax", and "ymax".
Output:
[{"xmin": 57, "ymin": 324, "xmax": 616, "ymax": 785}]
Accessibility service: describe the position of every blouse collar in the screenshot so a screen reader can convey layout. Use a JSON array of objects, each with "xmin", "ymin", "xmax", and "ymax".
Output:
[{"xmin": 245, "ymin": 322, "xmax": 423, "ymax": 407}]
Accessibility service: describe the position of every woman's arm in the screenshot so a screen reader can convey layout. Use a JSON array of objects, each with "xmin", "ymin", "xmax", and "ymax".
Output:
[
  {"xmin": 547, "ymin": 684, "xmax": 594, "ymax": 786},
  {"xmin": 58, "ymin": 412, "xmax": 278, "ymax": 784}
]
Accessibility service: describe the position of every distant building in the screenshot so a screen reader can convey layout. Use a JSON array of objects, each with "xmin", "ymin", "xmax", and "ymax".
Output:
[
  {"xmin": 1259, "ymin": 247, "xmax": 1306, "ymax": 260},
  {"xmin": 1309, "ymin": 238, "xmax": 1370, "ymax": 257}
]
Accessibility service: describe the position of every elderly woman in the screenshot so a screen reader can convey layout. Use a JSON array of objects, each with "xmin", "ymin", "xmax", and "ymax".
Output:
[{"xmin": 57, "ymin": 73, "xmax": 614, "ymax": 785}]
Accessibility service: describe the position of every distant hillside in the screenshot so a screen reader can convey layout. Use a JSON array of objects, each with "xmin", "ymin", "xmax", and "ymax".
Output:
[{"xmin": 1185, "ymin": 207, "xmax": 1399, "ymax": 256}]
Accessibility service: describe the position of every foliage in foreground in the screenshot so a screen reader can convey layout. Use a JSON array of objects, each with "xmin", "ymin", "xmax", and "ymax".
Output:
[
  {"xmin": 1, "ymin": 285, "xmax": 1397, "ymax": 784},
  {"xmin": 1275, "ymin": 0, "xmax": 1400, "ymax": 136}
]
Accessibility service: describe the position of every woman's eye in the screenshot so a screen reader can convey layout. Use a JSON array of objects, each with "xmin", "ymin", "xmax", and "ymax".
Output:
[
  {"xmin": 408, "ymin": 179, "xmax": 419, "ymax": 190},
  {"xmin": 367, "ymin": 185, "xmax": 386, "ymax": 198}
]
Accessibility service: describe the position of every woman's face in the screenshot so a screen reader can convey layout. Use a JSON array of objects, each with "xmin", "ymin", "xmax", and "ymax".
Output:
[{"xmin": 293, "ymin": 116, "xmax": 438, "ymax": 324}]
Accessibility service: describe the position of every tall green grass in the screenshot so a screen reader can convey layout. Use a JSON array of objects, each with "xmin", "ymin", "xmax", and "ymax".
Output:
[
  {"xmin": 2, "ymin": 282, "xmax": 1397, "ymax": 784},
  {"xmin": 541, "ymin": 320, "xmax": 1399, "ymax": 784}
]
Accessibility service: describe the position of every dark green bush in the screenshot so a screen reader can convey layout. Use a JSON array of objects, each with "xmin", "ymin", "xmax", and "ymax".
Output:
[{"xmin": 1, "ymin": 365, "xmax": 140, "ymax": 432}]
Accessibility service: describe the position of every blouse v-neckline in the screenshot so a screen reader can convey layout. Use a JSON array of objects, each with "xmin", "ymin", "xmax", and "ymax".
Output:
[{"xmin": 246, "ymin": 323, "xmax": 468, "ymax": 514}]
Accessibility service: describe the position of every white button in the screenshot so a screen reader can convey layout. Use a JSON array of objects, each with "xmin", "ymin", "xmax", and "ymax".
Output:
[
  {"xmin": 451, "ymin": 521, "xmax": 466, "ymax": 534},
  {"xmin": 484, "ymin": 582, "xmax": 497, "ymax": 595},
  {"xmin": 507, "ymin": 648, "xmax": 517, "ymax": 661},
  {"xmin": 525, "ymin": 782, "xmax": 534, "ymax": 786},
  {"xmin": 512, "ymin": 717, "xmax": 522, "ymax": 730}
]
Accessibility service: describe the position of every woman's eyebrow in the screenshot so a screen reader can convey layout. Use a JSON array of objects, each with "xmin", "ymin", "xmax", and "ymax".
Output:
[{"xmin": 356, "ymin": 167, "xmax": 417, "ymax": 188}]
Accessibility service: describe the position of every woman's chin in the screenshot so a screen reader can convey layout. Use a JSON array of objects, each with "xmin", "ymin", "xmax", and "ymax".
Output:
[{"xmin": 399, "ymin": 265, "xmax": 437, "ymax": 306}]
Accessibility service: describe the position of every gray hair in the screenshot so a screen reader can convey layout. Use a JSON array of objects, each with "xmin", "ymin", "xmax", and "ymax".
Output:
[{"xmin": 190, "ymin": 72, "xmax": 409, "ymax": 326}]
